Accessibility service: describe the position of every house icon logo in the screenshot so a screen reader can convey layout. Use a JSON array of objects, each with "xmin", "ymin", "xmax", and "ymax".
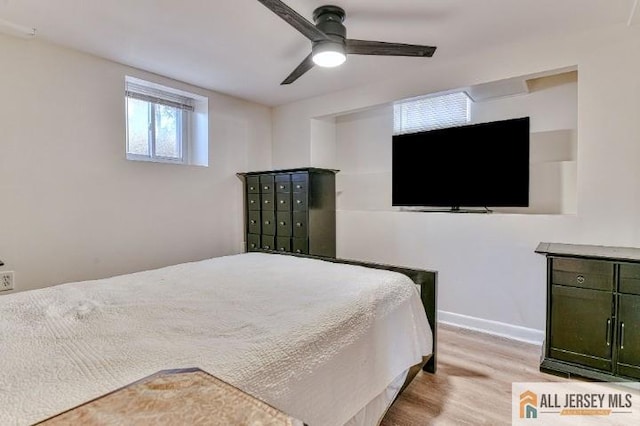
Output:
[{"xmin": 520, "ymin": 390, "xmax": 538, "ymax": 419}]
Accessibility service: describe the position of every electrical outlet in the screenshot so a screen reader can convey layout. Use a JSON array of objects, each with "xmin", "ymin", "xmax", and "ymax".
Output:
[{"xmin": 0, "ymin": 271, "xmax": 14, "ymax": 292}]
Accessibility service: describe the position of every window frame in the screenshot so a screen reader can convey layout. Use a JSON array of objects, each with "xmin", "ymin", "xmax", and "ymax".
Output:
[
  {"xmin": 125, "ymin": 79, "xmax": 195, "ymax": 165},
  {"xmin": 393, "ymin": 91, "xmax": 471, "ymax": 136}
]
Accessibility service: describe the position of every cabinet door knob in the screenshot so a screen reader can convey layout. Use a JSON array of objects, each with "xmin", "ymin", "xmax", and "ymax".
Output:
[
  {"xmin": 250, "ymin": 243, "xmax": 255, "ymax": 248},
  {"xmin": 279, "ymin": 185, "xmax": 285, "ymax": 189},
  {"xmin": 295, "ymin": 249, "xmax": 301, "ymax": 253},
  {"xmin": 264, "ymin": 185, "xmax": 269, "ymax": 190},
  {"xmin": 264, "ymin": 245, "xmax": 270, "ymax": 249},
  {"xmin": 279, "ymin": 200, "xmax": 285, "ymax": 204},
  {"xmin": 296, "ymin": 185, "xmax": 302, "ymax": 189},
  {"xmin": 264, "ymin": 200, "xmax": 270, "ymax": 204},
  {"xmin": 249, "ymin": 186, "xmax": 255, "ymax": 191},
  {"xmin": 279, "ymin": 221, "xmax": 285, "ymax": 226},
  {"xmin": 250, "ymin": 220, "xmax": 256, "ymax": 224},
  {"xmin": 250, "ymin": 200, "xmax": 255, "ymax": 204},
  {"xmin": 296, "ymin": 222, "xmax": 302, "ymax": 227},
  {"xmin": 264, "ymin": 221, "xmax": 270, "ymax": 225},
  {"xmin": 296, "ymin": 200, "xmax": 302, "ymax": 204},
  {"xmin": 576, "ymin": 275, "xmax": 585, "ymax": 285}
]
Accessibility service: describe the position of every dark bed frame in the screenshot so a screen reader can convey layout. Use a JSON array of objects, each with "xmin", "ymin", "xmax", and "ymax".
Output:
[{"xmin": 265, "ymin": 252, "xmax": 438, "ymax": 377}]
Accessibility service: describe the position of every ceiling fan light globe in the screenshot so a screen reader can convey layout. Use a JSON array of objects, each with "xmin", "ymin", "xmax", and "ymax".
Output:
[{"xmin": 312, "ymin": 50, "xmax": 346, "ymax": 67}]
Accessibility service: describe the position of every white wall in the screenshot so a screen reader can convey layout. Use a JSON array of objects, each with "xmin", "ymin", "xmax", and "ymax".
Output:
[
  {"xmin": 0, "ymin": 35, "xmax": 272, "ymax": 292},
  {"xmin": 271, "ymin": 23, "xmax": 640, "ymax": 342}
]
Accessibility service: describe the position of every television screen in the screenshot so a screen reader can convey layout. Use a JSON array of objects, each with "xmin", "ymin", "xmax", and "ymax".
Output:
[{"xmin": 392, "ymin": 117, "xmax": 530, "ymax": 208}]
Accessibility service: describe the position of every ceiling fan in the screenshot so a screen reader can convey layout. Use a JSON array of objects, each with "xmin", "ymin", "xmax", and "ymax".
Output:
[{"xmin": 257, "ymin": 0, "xmax": 437, "ymax": 85}]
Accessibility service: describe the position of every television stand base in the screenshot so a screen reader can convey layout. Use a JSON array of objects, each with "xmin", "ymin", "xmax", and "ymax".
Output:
[{"xmin": 399, "ymin": 207, "xmax": 493, "ymax": 214}]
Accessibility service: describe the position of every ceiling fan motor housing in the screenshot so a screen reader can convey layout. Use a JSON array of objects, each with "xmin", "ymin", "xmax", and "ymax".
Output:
[{"xmin": 313, "ymin": 5, "xmax": 346, "ymax": 49}]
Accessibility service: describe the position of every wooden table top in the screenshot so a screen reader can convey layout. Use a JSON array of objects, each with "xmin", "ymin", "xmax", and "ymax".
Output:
[{"xmin": 37, "ymin": 368, "xmax": 304, "ymax": 426}]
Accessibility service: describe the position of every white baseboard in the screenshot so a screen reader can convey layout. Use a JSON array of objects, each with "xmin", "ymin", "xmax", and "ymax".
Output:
[{"xmin": 438, "ymin": 310, "xmax": 544, "ymax": 345}]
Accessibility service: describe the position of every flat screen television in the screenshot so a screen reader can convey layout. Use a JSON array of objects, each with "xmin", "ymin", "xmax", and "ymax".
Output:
[{"xmin": 392, "ymin": 117, "xmax": 530, "ymax": 209}]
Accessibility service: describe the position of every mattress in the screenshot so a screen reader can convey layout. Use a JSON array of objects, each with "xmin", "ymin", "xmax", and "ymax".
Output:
[{"xmin": 0, "ymin": 253, "xmax": 432, "ymax": 425}]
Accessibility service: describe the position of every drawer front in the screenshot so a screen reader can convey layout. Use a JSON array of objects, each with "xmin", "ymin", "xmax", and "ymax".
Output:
[
  {"xmin": 259, "ymin": 174, "xmax": 275, "ymax": 193},
  {"xmin": 276, "ymin": 211, "xmax": 292, "ymax": 237},
  {"xmin": 291, "ymin": 173, "xmax": 308, "ymax": 192},
  {"xmin": 292, "ymin": 211, "xmax": 307, "ymax": 238},
  {"xmin": 247, "ymin": 234, "xmax": 260, "ymax": 252},
  {"xmin": 619, "ymin": 263, "xmax": 640, "ymax": 295},
  {"xmin": 276, "ymin": 192, "xmax": 291, "ymax": 211},
  {"xmin": 247, "ymin": 193, "xmax": 260, "ymax": 211},
  {"xmin": 261, "ymin": 235, "xmax": 275, "ymax": 251},
  {"xmin": 292, "ymin": 238, "xmax": 309, "ymax": 255},
  {"xmin": 262, "ymin": 211, "xmax": 275, "ymax": 235},
  {"xmin": 247, "ymin": 211, "xmax": 261, "ymax": 234},
  {"xmin": 551, "ymin": 258, "xmax": 614, "ymax": 291},
  {"xmin": 261, "ymin": 193, "xmax": 275, "ymax": 210},
  {"xmin": 246, "ymin": 176, "xmax": 260, "ymax": 194},
  {"xmin": 292, "ymin": 193, "xmax": 308, "ymax": 211},
  {"xmin": 276, "ymin": 237, "xmax": 291, "ymax": 253},
  {"xmin": 275, "ymin": 174, "xmax": 291, "ymax": 193}
]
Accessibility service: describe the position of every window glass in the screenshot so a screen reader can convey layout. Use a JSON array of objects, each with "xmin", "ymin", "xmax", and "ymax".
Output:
[
  {"xmin": 154, "ymin": 104, "xmax": 181, "ymax": 159},
  {"xmin": 126, "ymin": 97, "xmax": 150, "ymax": 156}
]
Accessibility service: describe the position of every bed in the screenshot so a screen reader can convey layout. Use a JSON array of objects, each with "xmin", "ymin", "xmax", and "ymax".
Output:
[{"xmin": 0, "ymin": 252, "xmax": 436, "ymax": 425}]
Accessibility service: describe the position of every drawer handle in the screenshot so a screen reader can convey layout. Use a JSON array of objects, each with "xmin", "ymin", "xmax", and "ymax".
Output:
[
  {"xmin": 250, "ymin": 200, "xmax": 255, "ymax": 204},
  {"xmin": 606, "ymin": 319, "xmax": 611, "ymax": 346},
  {"xmin": 250, "ymin": 220, "xmax": 256, "ymax": 224},
  {"xmin": 279, "ymin": 221, "xmax": 285, "ymax": 226},
  {"xmin": 296, "ymin": 200, "xmax": 302, "ymax": 204},
  {"xmin": 620, "ymin": 322, "xmax": 625, "ymax": 349},
  {"xmin": 249, "ymin": 186, "xmax": 255, "ymax": 191},
  {"xmin": 264, "ymin": 220, "xmax": 270, "ymax": 225},
  {"xmin": 296, "ymin": 184, "xmax": 302, "ymax": 189},
  {"xmin": 576, "ymin": 275, "xmax": 585, "ymax": 285},
  {"xmin": 264, "ymin": 200, "xmax": 270, "ymax": 204},
  {"xmin": 296, "ymin": 222, "xmax": 302, "ymax": 227},
  {"xmin": 279, "ymin": 185, "xmax": 285, "ymax": 189},
  {"xmin": 279, "ymin": 200, "xmax": 285, "ymax": 204},
  {"xmin": 264, "ymin": 185, "xmax": 270, "ymax": 190}
]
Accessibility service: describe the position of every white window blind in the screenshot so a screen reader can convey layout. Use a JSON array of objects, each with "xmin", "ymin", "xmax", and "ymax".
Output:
[
  {"xmin": 125, "ymin": 81, "xmax": 194, "ymax": 112},
  {"xmin": 393, "ymin": 92, "xmax": 470, "ymax": 135}
]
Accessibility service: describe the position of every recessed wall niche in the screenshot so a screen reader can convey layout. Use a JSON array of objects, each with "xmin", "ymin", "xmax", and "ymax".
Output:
[{"xmin": 333, "ymin": 69, "xmax": 578, "ymax": 215}]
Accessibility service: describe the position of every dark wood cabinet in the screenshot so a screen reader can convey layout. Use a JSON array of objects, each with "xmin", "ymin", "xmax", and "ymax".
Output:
[
  {"xmin": 537, "ymin": 243, "xmax": 640, "ymax": 381},
  {"xmin": 238, "ymin": 168, "xmax": 337, "ymax": 258}
]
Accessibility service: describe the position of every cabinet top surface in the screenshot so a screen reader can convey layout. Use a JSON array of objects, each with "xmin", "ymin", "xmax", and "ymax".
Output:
[
  {"xmin": 237, "ymin": 167, "xmax": 339, "ymax": 177},
  {"xmin": 536, "ymin": 242, "xmax": 640, "ymax": 262}
]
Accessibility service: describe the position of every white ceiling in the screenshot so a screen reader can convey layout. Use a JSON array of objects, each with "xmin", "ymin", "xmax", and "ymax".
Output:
[{"xmin": 0, "ymin": 0, "xmax": 635, "ymax": 106}]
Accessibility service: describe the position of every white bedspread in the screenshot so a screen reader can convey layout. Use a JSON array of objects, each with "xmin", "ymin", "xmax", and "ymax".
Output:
[{"xmin": 0, "ymin": 253, "xmax": 432, "ymax": 425}]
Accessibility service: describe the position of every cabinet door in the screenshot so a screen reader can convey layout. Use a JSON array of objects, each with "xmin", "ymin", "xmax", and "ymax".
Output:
[
  {"xmin": 617, "ymin": 294, "xmax": 640, "ymax": 379},
  {"xmin": 549, "ymin": 285, "xmax": 613, "ymax": 371}
]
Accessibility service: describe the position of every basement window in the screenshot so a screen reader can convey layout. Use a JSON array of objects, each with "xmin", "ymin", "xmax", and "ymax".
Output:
[
  {"xmin": 125, "ymin": 76, "xmax": 208, "ymax": 166},
  {"xmin": 393, "ymin": 91, "xmax": 470, "ymax": 135}
]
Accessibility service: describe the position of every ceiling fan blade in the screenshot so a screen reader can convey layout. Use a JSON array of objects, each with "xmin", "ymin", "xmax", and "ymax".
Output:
[
  {"xmin": 257, "ymin": 0, "xmax": 329, "ymax": 42},
  {"xmin": 281, "ymin": 53, "xmax": 315, "ymax": 85},
  {"xmin": 346, "ymin": 39, "xmax": 436, "ymax": 57}
]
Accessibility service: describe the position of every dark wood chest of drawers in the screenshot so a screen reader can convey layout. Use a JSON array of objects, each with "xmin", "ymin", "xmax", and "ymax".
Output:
[
  {"xmin": 238, "ymin": 168, "xmax": 337, "ymax": 257},
  {"xmin": 536, "ymin": 243, "xmax": 640, "ymax": 381}
]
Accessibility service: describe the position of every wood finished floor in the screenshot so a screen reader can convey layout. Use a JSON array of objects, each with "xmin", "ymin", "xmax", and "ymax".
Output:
[{"xmin": 381, "ymin": 324, "xmax": 567, "ymax": 425}]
